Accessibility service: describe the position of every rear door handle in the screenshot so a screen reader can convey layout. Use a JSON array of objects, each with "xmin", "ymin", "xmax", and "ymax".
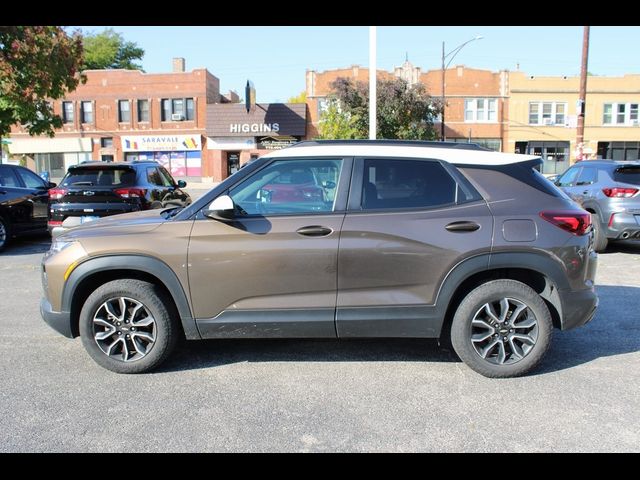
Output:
[
  {"xmin": 296, "ymin": 225, "xmax": 333, "ymax": 237},
  {"xmin": 445, "ymin": 221, "xmax": 480, "ymax": 232}
]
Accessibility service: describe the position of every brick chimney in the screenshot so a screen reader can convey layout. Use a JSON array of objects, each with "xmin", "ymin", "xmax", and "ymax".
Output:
[{"xmin": 172, "ymin": 57, "xmax": 185, "ymax": 73}]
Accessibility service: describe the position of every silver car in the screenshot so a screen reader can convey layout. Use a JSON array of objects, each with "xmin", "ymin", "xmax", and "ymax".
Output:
[{"xmin": 555, "ymin": 160, "xmax": 640, "ymax": 251}]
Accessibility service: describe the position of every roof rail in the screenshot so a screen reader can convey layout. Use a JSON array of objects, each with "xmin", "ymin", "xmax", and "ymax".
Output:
[{"xmin": 289, "ymin": 139, "xmax": 491, "ymax": 151}]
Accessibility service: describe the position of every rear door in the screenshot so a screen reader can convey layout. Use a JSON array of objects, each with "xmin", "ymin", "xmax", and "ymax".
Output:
[
  {"xmin": 13, "ymin": 166, "xmax": 50, "ymax": 226},
  {"xmin": 0, "ymin": 165, "xmax": 35, "ymax": 233},
  {"xmin": 336, "ymin": 157, "xmax": 493, "ymax": 338},
  {"xmin": 574, "ymin": 165, "xmax": 598, "ymax": 207},
  {"xmin": 556, "ymin": 166, "xmax": 582, "ymax": 204}
]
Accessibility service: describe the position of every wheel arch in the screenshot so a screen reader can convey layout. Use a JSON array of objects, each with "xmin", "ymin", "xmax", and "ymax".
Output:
[
  {"xmin": 437, "ymin": 252, "xmax": 566, "ymax": 342},
  {"xmin": 63, "ymin": 255, "xmax": 199, "ymax": 339}
]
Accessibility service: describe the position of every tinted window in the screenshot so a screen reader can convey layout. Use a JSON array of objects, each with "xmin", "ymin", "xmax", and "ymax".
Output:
[
  {"xmin": 614, "ymin": 166, "xmax": 640, "ymax": 185},
  {"xmin": 15, "ymin": 167, "xmax": 46, "ymax": 189},
  {"xmin": 61, "ymin": 168, "xmax": 136, "ymax": 187},
  {"xmin": 229, "ymin": 159, "xmax": 342, "ymax": 215},
  {"xmin": 361, "ymin": 159, "xmax": 460, "ymax": 210},
  {"xmin": 147, "ymin": 167, "xmax": 163, "ymax": 186},
  {"xmin": 0, "ymin": 166, "xmax": 20, "ymax": 187},
  {"xmin": 158, "ymin": 167, "xmax": 176, "ymax": 187},
  {"xmin": 557, "ymin": 167, "xmax": 580, "ymax": 187},
  {"xmin": 576, "ymin": 167, "xmax": 597, "ymax": 185}
]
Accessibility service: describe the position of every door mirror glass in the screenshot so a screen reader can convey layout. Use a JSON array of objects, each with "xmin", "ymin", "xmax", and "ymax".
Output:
[
  {"xmin": 204, "ymin": 195, "xmax": 235, "ymax": 220},
  {"xmin": 177, "ymin": 180, "xmax": 187, "ymax": 188}
]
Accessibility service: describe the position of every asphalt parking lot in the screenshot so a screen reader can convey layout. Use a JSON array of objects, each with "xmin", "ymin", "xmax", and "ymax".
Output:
[{"xmin": 1, "ymin": 233, "xmax": 639, "ymax": 452}]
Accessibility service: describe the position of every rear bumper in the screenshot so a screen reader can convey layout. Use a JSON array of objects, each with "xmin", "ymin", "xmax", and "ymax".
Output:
[
  {"xmin": 49, "ymin": 202, "xmax": 140, "ymax": 230},
  {"xmin": 558, "ymin": 287, "xmax": 598, "ymax": 330},
  {"xmin": 40, "ymin": 298, "xmax": 74, "ymax": 338},
  {"xmin": 602, "ymin": 210, "xmax": 640, "ymax": 240}
]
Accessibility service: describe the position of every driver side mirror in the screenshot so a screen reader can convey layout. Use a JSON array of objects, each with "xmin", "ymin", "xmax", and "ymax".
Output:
[
  {"xmin": 176, "ymin": 180, "xmax": 187, "ymax": 188},
  {"xmin": 322, "ymin": 180, "xmax": 336, "ymax": 189},
  {"xmin": 48, "ymin": 182, "xmax": 57, "ymax": 189},
  {"xmin": 204, "ymin": 195, "xmax": 235, "ymax": 221}
]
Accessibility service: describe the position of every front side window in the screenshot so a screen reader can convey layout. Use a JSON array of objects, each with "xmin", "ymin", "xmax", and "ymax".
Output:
[
  {"xmin": 360, "ymin": 159, "xmax": 476, "ymax": 210},
  {"xmin": 229, "ymin": 159, "xmax": 343, "ymax": 216},
  {"xmin": 62, "ymin": 101, "xmax": 74, "ymax": 123},
  {"xmin": 15, "ymin": 167, "xmax": 46, "ymax": 188},
  {"xmin": 118, "ymin": 100, "xmax": 130, "ymax": 122},
  {"xmin": 576, "ymin": 167, "xmax": 597, "ymax": 185},
  {"xmin": 81, "ymin": 101, "xmax": 93, "ymax": 124},
  {"xmin": 557, "ymin": 167, "xmax": 580, "ymax": 187}
]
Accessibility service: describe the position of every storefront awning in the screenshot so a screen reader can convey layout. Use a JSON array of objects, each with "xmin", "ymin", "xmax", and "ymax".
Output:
[{"xmin": 7, "ymin": 137, "xmax": 93, "ymax": 154}]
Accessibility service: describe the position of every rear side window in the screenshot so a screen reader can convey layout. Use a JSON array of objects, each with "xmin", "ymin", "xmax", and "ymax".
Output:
[
  {"xmin": 15, "ymin": 167, "xmax": 46, "ymax": 189},
  {"xmin": 361, "ymin": 158, "xmax": 479, "ymax": 210},
  {"xmin": 0, "ymin": 166, "xmax": 20, "ymax": 187},
  {"xmin": 614, "ymin": 166, "xmax": 640, "ymax": 185},
  {"xmin": 61, "ymin": 168, "xmax": 136, "ymax": 187}
]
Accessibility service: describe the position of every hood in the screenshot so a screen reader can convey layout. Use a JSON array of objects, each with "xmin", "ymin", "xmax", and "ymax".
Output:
[{"xmin": 60, "ymin": 209, "xmax": 167, "ymax": 240}]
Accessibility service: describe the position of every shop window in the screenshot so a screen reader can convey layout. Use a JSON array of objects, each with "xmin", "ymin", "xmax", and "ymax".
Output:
[{"xmin": 118, "ymin": 100, "xmax": 131, "ymax": 123}]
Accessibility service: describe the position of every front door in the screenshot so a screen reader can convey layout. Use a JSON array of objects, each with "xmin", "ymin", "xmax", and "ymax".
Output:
[
  {"xmin": 227, "ymin": 152, "xmax": 240, "ymax": 177},
  {"xmin": 188, "ymin": 156, "xmax": 350, "ymax": 338},
  {"xmin": 336, "ymin": 157, "xmax": 493, "ymax": 337}
]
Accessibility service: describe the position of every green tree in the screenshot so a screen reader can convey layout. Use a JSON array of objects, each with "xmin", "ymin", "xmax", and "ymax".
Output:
[
  {"xmin": 317, "ymin": 100, "xmax": 362, "ymax": 140},
  {"xmin": 82, "ymin": 28, "xmax": 144, "ymax": 71},
  {"xmin": 0, "ymin": 26, "xmax": 84, "ymax": 138},
  {"xmin": 287, "ymin": 91, "xmax": 307, "ymax": 103},
  {"xmin": 327, "ymin": 76, "xmax": 442, "ymax": 140}
]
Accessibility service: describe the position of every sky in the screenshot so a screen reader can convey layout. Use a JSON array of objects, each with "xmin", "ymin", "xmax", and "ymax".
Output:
[{"xmin": 77, "ymin": 26, "xmax": 640, "ymax": 103}]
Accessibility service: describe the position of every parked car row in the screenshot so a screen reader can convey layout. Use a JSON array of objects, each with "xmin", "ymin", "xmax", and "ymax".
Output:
[{"xmin": 0, "ymin": 161, "xmax": 191, "ymax": 251}]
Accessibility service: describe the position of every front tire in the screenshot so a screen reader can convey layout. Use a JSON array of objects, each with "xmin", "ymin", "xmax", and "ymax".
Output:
[
  {"xmin": 451, "ymin": 279, "xmax": 553, "ymax": 378},
  {"xmin": 79, "ymin": 279, "xmax": 179, "ymax": 373},
  {"xmin": 0, "ymin": 216, "xmax": 10, "ymax": 252}
]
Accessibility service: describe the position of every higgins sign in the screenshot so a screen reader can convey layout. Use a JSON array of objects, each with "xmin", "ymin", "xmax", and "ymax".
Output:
[
  {"xmin": 229, "ymin": 123, "xmax": 280, "ymax": 134},
  {"xmin": 121, "ymin": 135, "xmax": 202, "ymax": 152}
]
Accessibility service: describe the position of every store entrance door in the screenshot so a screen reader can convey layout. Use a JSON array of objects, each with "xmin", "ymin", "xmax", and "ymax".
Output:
[{"xmin": 227, "ymin": 152, "xmax": 240, "ymax": 177}]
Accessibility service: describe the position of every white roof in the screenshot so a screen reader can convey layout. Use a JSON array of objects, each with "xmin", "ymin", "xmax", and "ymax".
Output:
[{"xmin": 262, "ymin": 143, "xmax": 538, "ymax": 166}]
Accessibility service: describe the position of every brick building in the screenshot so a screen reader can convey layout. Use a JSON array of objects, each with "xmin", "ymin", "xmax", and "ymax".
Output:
[
  {"xmin": 305, "ymin": 60, "xmax": 508, "ymax": 151},
  {"xmin": 8, "ymin": 58, "xmax": 236, "ymax": 181}
]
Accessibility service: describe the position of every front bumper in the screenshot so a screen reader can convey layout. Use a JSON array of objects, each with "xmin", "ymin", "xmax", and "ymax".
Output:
[
  {"xmin": 40, "ymin": 298, "xmax": 74, "ymax": 338},
  {"xmin": 558, "ymin": 287, "xmax": 599, "ymax": 330}
]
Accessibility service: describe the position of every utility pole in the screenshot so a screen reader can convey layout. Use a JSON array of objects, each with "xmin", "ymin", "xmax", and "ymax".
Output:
[
  {"xmin": 576, "ymin": 26, "xmax": 590, "ymax": 161},
  {"xmin": 369, "ymin": 26, "xmax": 377, "ymax": 140}
]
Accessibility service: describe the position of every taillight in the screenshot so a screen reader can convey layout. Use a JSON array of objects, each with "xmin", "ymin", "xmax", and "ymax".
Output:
[
  {"xmin": 540, "ymin": 210, "xmax": 592, "ymax": 236},
  {"xmin": 114, "ymin": 188, "xmax": 146, "ymax": 199},
  {"xmin": 602, "ymin": 187, "xmax": 638, "ymax": 198},
  {"xmin": 49, "ymin": 188, "xmax": 67, "ymax": 200},
  {"xmin": 47, "ymin": 220, "xmax": 63, "ymax": 226}
]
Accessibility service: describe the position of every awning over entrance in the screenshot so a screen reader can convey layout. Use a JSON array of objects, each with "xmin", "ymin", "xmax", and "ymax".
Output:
[{"xmin": 7, "ymin": 137, "xmax": 92, "ymax": 154}]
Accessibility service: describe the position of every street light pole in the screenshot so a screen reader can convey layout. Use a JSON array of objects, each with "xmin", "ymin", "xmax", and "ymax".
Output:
[{"xmin": 440, "ymin": 35, "xmax": 483, "ymax": 141}]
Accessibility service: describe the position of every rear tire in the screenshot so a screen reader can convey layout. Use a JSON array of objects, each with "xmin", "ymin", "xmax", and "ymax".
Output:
[
  {"xmin": 79, "ymin": 279, "xmax": 179, "ymax": 374},
  {"xmin": 591, "ymin": 213, "xmax": 608, "ymax": 253},
  {"xmin": 451, "ymin": 279, "xmax": 553, "ymax": 378},
  {"xmin": 0, "ymin": 216, "xmax": 10, "ymax": 252}
]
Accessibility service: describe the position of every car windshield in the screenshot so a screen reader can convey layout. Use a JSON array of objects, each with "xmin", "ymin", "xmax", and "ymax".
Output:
[
  {"xmin": 61, "ymin": 168, "xmax": 136, "ymax": 187},
  {"xmin": 614, "ymin": 166, "xmax": 640, "ymax": 185}
]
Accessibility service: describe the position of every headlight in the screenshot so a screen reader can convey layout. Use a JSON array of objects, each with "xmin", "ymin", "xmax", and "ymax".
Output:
[{"xmin": 49, "ymin": 239, "xmax": 76, "ymax": 254}]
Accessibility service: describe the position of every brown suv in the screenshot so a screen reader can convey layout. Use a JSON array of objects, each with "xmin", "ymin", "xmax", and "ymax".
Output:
[{"xmin": 40, "ymin": 140, "xmax": 598, "ymax": 377}]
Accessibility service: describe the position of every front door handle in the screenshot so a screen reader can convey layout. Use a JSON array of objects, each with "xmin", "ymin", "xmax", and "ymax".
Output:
[
  {"xmin": 445, "ymin": 221, "xmax": 481, "ymax": 232},
  {"xmin": 296, "ymin": 225, "xmax": 333, "ymax": 237}
]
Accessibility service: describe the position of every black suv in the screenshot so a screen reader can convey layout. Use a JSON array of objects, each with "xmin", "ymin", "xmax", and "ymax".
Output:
[
  {"xmin": 1, "ymin": 163, "xmax": 55, "ymax": 251},
  {"xmin": 48, "ymin": 161, "xmax": 191, "ymax": 231}
]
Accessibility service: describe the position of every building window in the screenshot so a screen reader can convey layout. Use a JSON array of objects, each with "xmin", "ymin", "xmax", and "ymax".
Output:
[
  {"xmin": 118, "ymin": 100, "xmax": 130, "ymax": 123},
  {"xmin": 603, "ymin": 102, "xmax": 640, "ymax": 125},
  {"xmin": 464, "ymin": 98, "xmax": 497, "ymax": 123},
  {"xmin": 597, "ymin": 141, "xmax": 640, "ymax": 160},
  {"xmin": 81, "ymin": 101, "xmax": 93, "ymax": 124},
  {"xmin": 137, "ymin": 99, "xmax": 150, "ymax": 122},
  {"xmin": 528, "ymin": 102, "xmax": 567, "ymax": 126},
  {"xmin": 101, "ymin": 137, "xmax": 113, "ymax": 148},
  {"xmin": 101, "ymin": 155, "xmax": 114, "ymax": 163},
  {"xmin": 161, "ymin": 98, "xmax": 195, "ymax": 121},
  {"xmin": 62, "ymin": 101, "xmax": 74, "ymax": 124},
  {"xmin": 451, "ymin": 138, "xmax": 501, "ymax": 152}
]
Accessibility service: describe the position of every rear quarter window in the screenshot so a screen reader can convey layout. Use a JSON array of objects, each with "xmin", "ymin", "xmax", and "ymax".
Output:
[
  {"xmin": 61, "ymin": 168, "xmax": 137, "ymax": 187},
  {"xmin": 613, "ymin": 166, "xmax": 640, "ymax": 185}
]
